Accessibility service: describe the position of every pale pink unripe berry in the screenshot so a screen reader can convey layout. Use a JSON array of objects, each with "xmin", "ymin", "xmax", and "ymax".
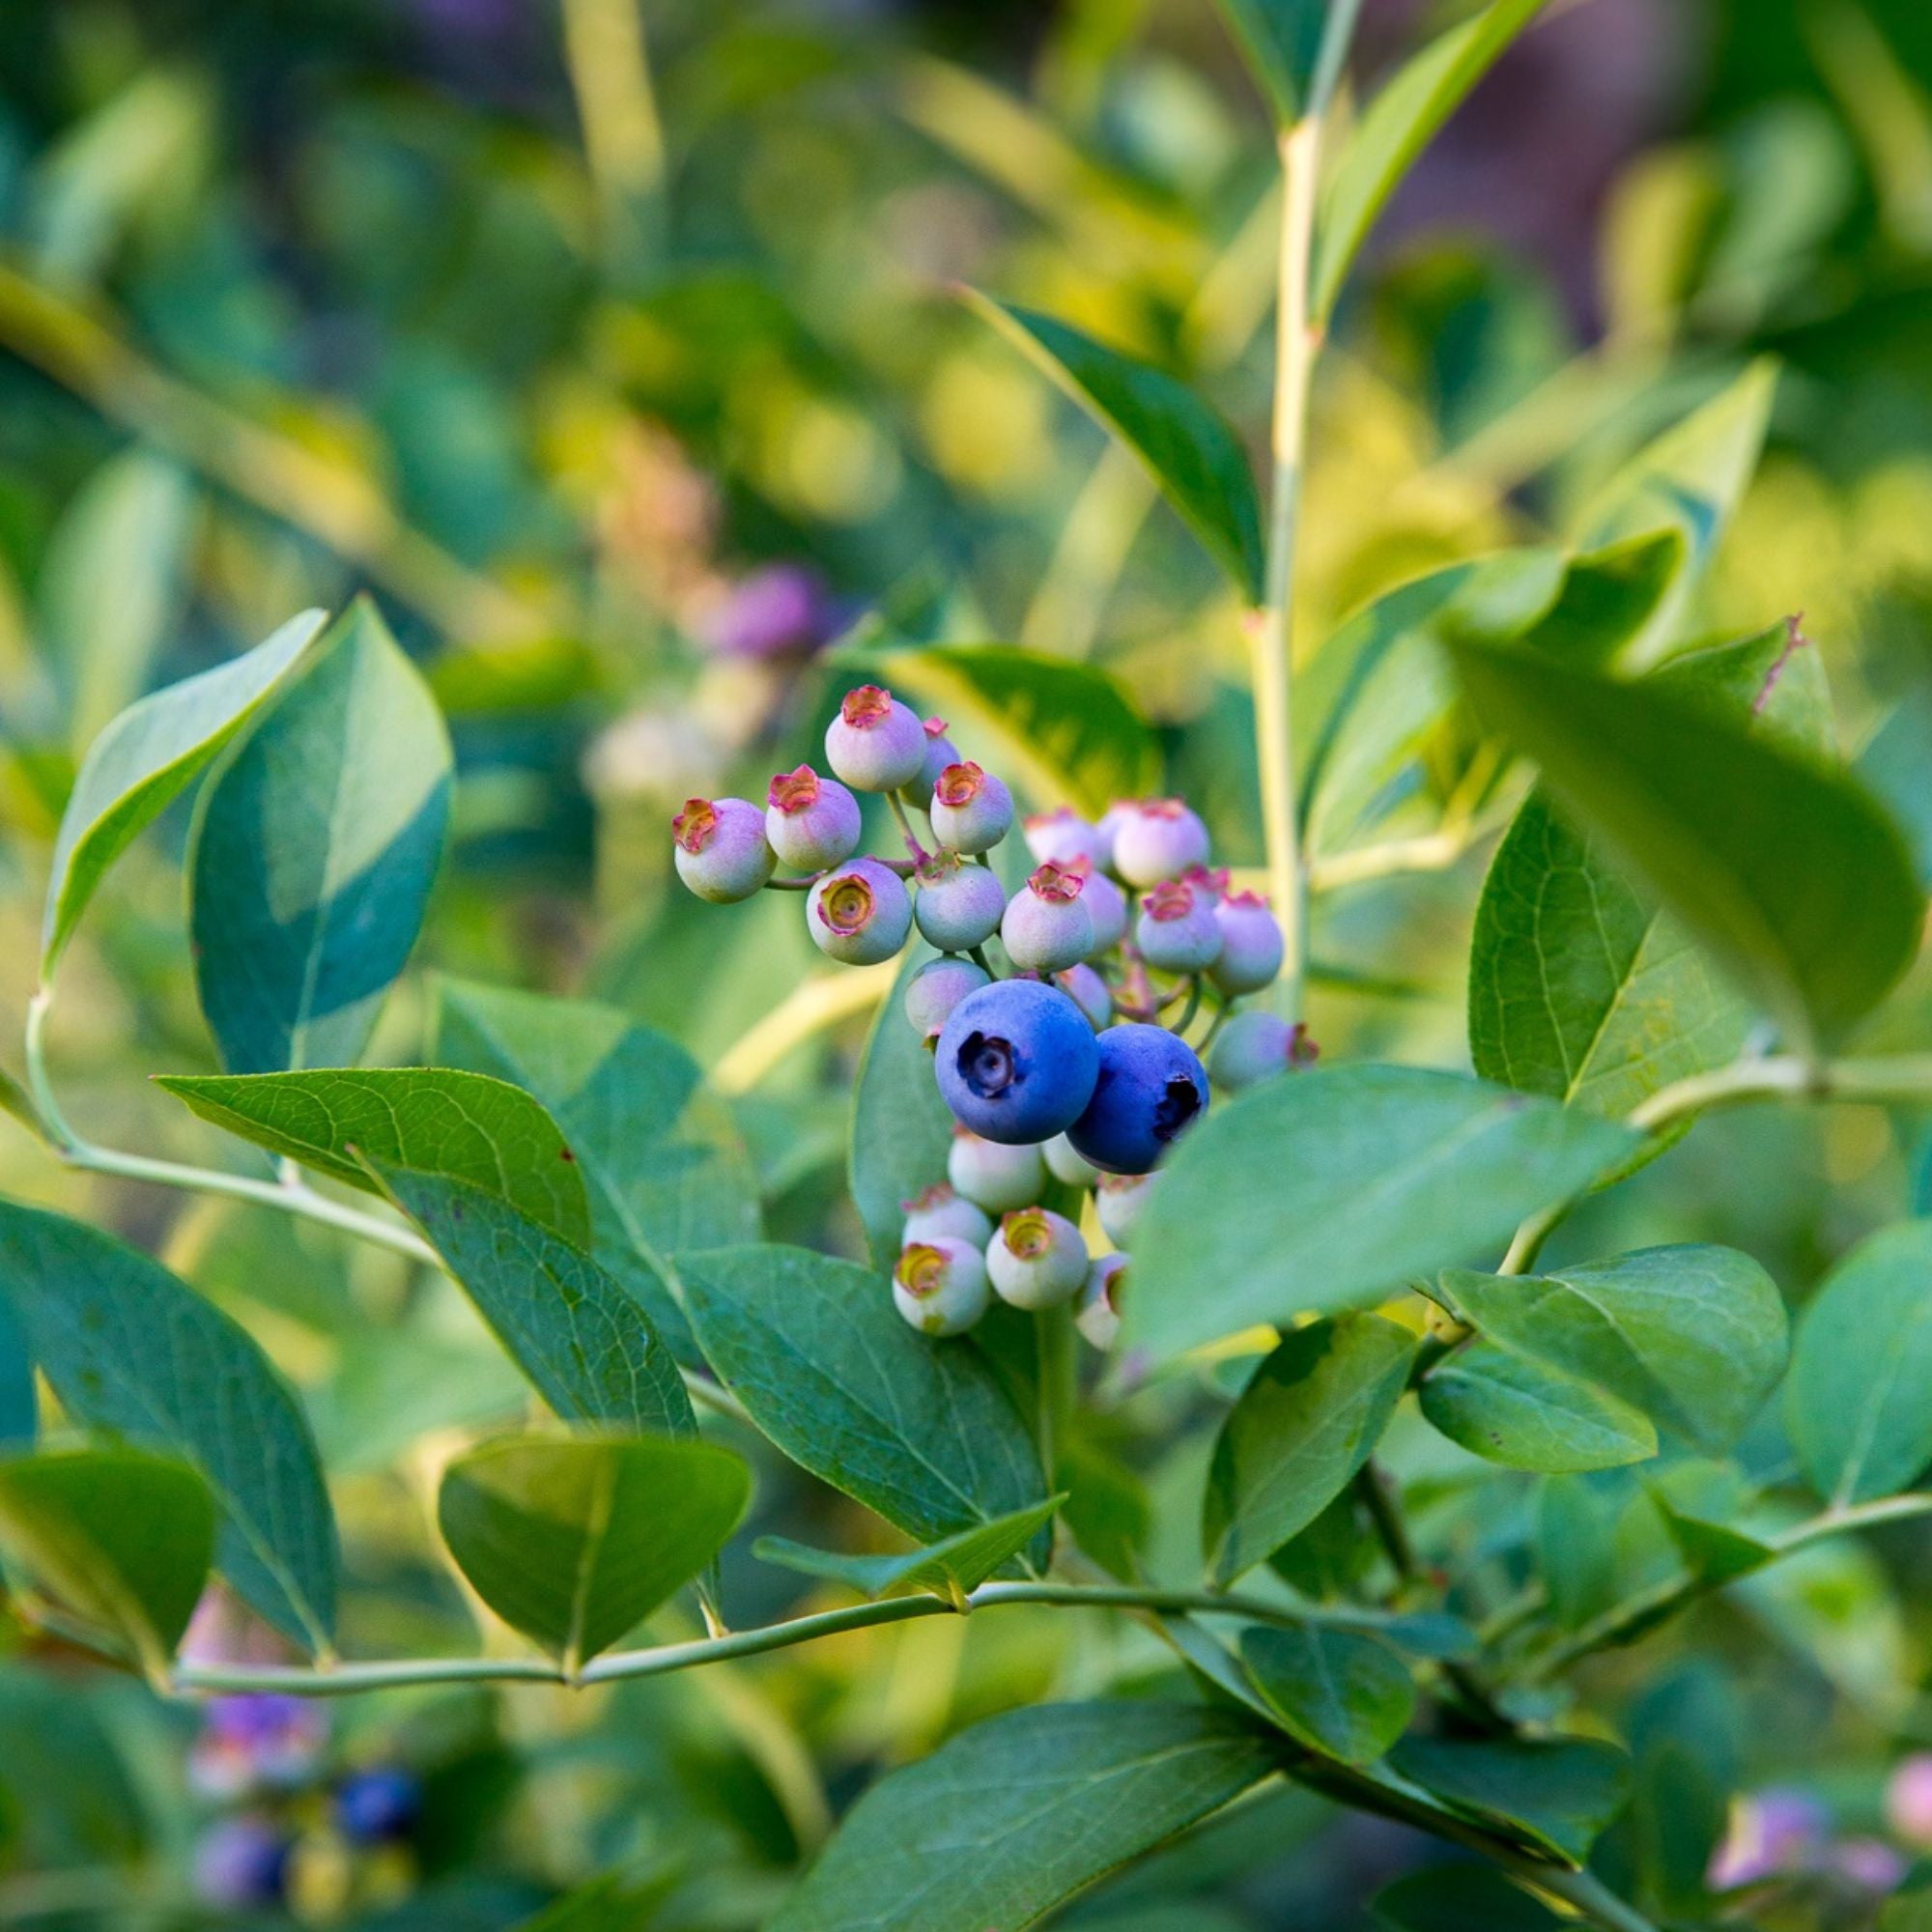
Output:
[
  {"xmin": 1077, "ymin": 1252, "xmax": 1127, "ymax": 1349},
  {"xmin": 904, "ymin": 956, "xmax": 991, "ymax": 1042},
  {"xmin": 948, "ymin": 1128, "xmax": 1046, "ymax": 1212},
  {"xmin": 671, "ymin": 797, "xmax": 774, "ymax": 902},
  {"xmin": 1096, "ymin": 1171, "xmax": 1154, "ymax": 1248},
  {"xmin": 1094, "ymin": 803, "xmax": 1130, "ymax": 873},
  {"xmin": 1043, "ymin": 1130, "xmax": 1099, "ymax": 1188},
  {"xmin": 807, "ymin": 858, "xmax": 913, "ymax": 965},
  {"xmin": 1180, "ymin": 864, "xmax": 1231, "ymax": 906},
  {"xmin": 913, "ymin": 852, "xmax": 1007, "ymax": 951},
  {"xmin": 1887, "ymin": 1755, "xmax": 1932, "ymax": 1847},
  {"xmin": 1023, "ymin": 807, "xmax": 1106, "ymax": 872},
  {"xmin": 1209, "ymin": 891, "xmax": 1285, "ymax": 994},
  {"xmin": 1135, "ymin": 879, "xmax": 1223, "ymax": 973},
  {"xmin": 1056, "ymin": 962, "xmax": 1113, "ymax": 1030},
  {"xmin": 928, "ymin": 761, "xmax": 1012, "ymax": 853},
  {"xmin": 825, "ymin": 685, "xmax": 927, "ymax": 792},
  {"xmin": 894, "ymin": 1237, "xmax": 990, "ymax": 1336},
  {"xmin": 1209, "ymin": 1010, "xmax": 1316, "ymax": 1092},
  {"xmin": 1072, "ymin": 864, "xmax": 1127, "ymax": 956},
  {"xmin": 988, "ymin": 1207, "xmax": 1088, "ymax": 1310},
  {"xmin": 765, "ymin": 765, "xmax": 862, "ymax": 870},
  {"xmin": 916, "ymin": 717, "xmax": 960, "ymax": 798},
  {"xmin": 1112, "ymin": 798, "xmax": 1210, "ymax": 886},
  {"xmin": 1001, "ymin": 863, "xmax": 1094, "ymax": 973},
  {"xmin": 900, "ymin": 1182, "xmax": 993, "ymax": 1248}
]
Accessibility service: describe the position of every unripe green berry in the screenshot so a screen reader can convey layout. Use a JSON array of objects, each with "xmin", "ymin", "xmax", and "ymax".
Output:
[
  {"xmin": 807, "ymin": 858, "xmax": 914, "ymax": 965},
  {"xmin": 987, "ymin": 1207, "xmax": 1088, "ymax": 1310},
  {"xmin": 1000, "ymin": 863, "xmax": 1094, "ymax": 973},
  {"xmin": 894, "ymin": 1237, "xmax": 990, "ymax": 1336},
  {"xmin": 904, "ymin": 956, "xmax": 991, "ymax": 1042},
  {"xmin": 929, "ymin": 761, "xmax": 1013, "ymax": 853},
  {"xmin": 948, "ymin": 1128, "xmax": 1047, "ymax": 1212},
  {"xmin": 913, "ymin": 853, "xmax": 1006, "ymax": 952},
  {"xmin": 1044, "ymin": 1131, "xmax": 1099, "ymax": 1188},
  {"xmin": 1095, "ymin": 1170, "xmax": 1155, "ymax": 1248},
  {"xmin": 1077, "ymin": 1252, "xmax": 1127, "ymax": 1349},
  {"xmin": 900, "ymin": 1182, "xmax": 993, "ymax": 1247}
]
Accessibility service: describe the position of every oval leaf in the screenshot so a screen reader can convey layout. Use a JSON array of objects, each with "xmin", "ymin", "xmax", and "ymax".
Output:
[
  {"xmin": 43, "ymin": 608, "xmax": 325, "ymax": 978},
  {"xmin": 1239, "ymin": 1621, "xmax": 1416, "ymax": 1766},
  {"xmin": 1387, "ymin": 1733, "xmax": 1631, "ymax": 1867},
  {"xmin": 680, "ymin": 1244, "xmax": 1046, "ymax": 1546},
  {"xmin": 1419, "ymin": 1339, "xmax": 1658, "ymax": 1473},
  {"xmin": 1126, "ymin": 1065, "xmax": 1635, "ymax": 1364},
  {"xmin": 849, "ymin": 950, "xmax": 956, "ymax": 1269},
  {"xmin": 439, "ymin": 1435, "xmax": 750, "ymax": 1670},
  {"xmin": 753, "ymin": 1496, "xmax": 1064, "ymax": 1603},
  {"xmin": 769, "ymin": 1702, "xmax": 1278, "ymax": 1932},
  {"xmin": 189, "ymin": 597, "xmax": 452, "ymax": 1074},
  {"xmin": 0, "ymin": 1200, "xmax": 337, "ymax": 1652}
]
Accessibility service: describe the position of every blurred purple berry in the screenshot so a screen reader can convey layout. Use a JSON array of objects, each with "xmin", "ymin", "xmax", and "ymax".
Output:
[
  {"xmin": 701, "ymin": 564, "xmax": 836, "ymax": 659},
  {"xmin": 193, "ymin": 1816, "xmax": 292, "ymax": 1907},
  {"xmin": 1135, "ymin": 879, "xmax": 1222, "ymax": 974},
  {"xmin": 1073, "ymin": 865, "xmax": 1127, "ymax": 955},
  {"xmin": 917, "ymin": 718, "xmax": 961, "ymax": 797},
  {"xmin": 1209, "ymin": 891, "xmax": 1285, "ymax": 994},
  {"xmin": 1888, "ymin": 1754, "xmax": 1932, "ymax": 1846},
  {"xmin": 1112, "ymin": 799, "xmax": 1210, "ymax": 886},
  {"xmin": 1023, "ymin": 808, "xmax": 1106, "ymax": 871},
  {"xmin": 1708, "ymin": 1788, "xmax": 1830, "ymax": 1889}
]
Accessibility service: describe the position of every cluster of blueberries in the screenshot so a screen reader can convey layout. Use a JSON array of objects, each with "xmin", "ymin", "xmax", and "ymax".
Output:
[{"xmin": 672, "ymin": 683, "xmax": 1312, "ymax": 1341}]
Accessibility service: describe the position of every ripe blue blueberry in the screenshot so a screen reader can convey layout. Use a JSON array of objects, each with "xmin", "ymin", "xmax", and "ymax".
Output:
[
  {"xmin": 1209, "ymin": 891, "xmax": 1286, "ymax": 994},
  {"xmin": 1135, "ymin": 879, "xmax": 1223, "ymax": 973},
  {"xmin": 894, "ymin": 1237, "xmax": 991, "ymax": 1335},
  {"xmin": 904, "ymin": 955, "xmax": 991, "ymax": 1041},
  {"xmin": 900, "ymin": 1182, "xmax": 993, "ymax": 1247},
  {"xmin": 824, "ymin": 684, "xmax": 928, "ymax": 792},
  {"xmin": 928, "ymin": 761, "xmax": 1013, "ymax": 853},
  {"xmin": 671, "ymin": 797, "xmax": 775, "ymax": 902},
  {"xmin": 336, "ymin": 1767, "xmax": 420, "ymax": 1844},
  {"xmin": 988, "ymin": 1207, "xmax": 1089, "ymax": 1310},
  {"xmin": 1056, "ymin": 962, "xmax": 1113, "ymax": 1030},
  {"xmin": 807, "ymin": 857, "xmax": 914, "ymax": 964},
  {"xmin": 765, "ymin": 765, "xmax": 862, "ymax": 870},
  {"xmin": 948, "ymin": 1128, "xmax": 1048, "ymax": 1210},
  {"xmin": 913, "ymin": 853, "xmax": 1007, "ymax": 951},
  {"xmin": 1066, "ymin": 1024, "xmax": 1210, "ymax": 1174},
  {"xmin": 1112, "ymin": 798, "xmax": 1210, "ymax": 886},
  {"xmin": 1023, "ymin": 807, "xmax": 1106, "ymax": 872},
  {"xmin": 916, "ymin": 717, "xmax": 961, "ymax": 796},
  {"xmin": 193, "ymin": 1818, "xmax": 292, "ymax": 1907},
  {"xmin": 1000, "ymin": 863, "xmax": 1095, "ymax": 973},
  {"xmin": 1208, "ymin": 1010, "xmax": 1315, "ymax": 1091},
  {"xmin": 1077, "ymin": 1251, "xmax": 1127, "ymax": 1349},
  {"xmin": 1096, "ymin": 1171, "xmax": 1155, "ymax": 1247},
  {"xmin": 935, "ymin": 979, "xmax": 1100, "ymax": 1144}
]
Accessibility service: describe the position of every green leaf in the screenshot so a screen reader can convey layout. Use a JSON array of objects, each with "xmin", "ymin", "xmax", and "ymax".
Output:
[
  {"xmin": 1387, "ymin": 1733, "xmax": 1631, "ymax": 1866},
  {"xmin": 0, "ymin": 1448, "xmax": 213, "ymax": 1680},
  {"xmin": 1239, "ymin": 1621, "xmax": 1415, "ymax": 1765},
  {"xmin": 768, "ymin": 1702, "xmax": 1279, "ymax": 1932},
  {"xmin": 438, "ymin": 1435, "xmax": 750, "ymax": 1670},
  {"xmin": 680, "ymin": 1245, "xmax": 1046, "ymax": 1546},
  {"xmin": 0, "ymin": 1291, "xmax": 31, "ymax": 1447},
  {"xmin": 1419, "ymin": 1338, "xmax": 1658, "ymax": 1472},
  {"xmin": 1447, "ymin": 639, "xmax": 1924, "ymax": 1051},
  {"xmin": 855, "ymin": 643, "xmax": 1160, "ymax": 817},
  {"xmin": 1574, "ymin": 361, "xmax": 1777, "ymax": 667},
  {"xmin": 1507, "ymin": 530, "xmax": 1686, "ymax": 669},
  {"xmin": 0, "ymin": 1199, "xmax": 337, "ymax": 1652},
  {"xmin": 189, "ymin": 597, "xmax": 451, "ymax": 1075},
  {"xmin": 1313, "ymin": 0, "xmax": 1553, "ymax": 320},
  {"xmin": 1125, "ymin": 1065, "xmax": 1635, "ymax": 1363},
  {"xmin": 1786, "ymin": 1220, "xmax": 1932, "ymax": 1505},
  {"xmin": 42, "ymin": 608, "xmax": 325, "ymax": 979},
  {"xmin": 1372, "ymin": 1866, "xmax": 1566, "ymax": 1932},
  {"xmin": 363, "ymin": 1162, "xmax": 696, "ymax": 1441},
  {"xmin": 156, "ymin": 1066, "xmax": 590, "ymax": 1244},
  {"xmin": 1469, "ymin": 619, "xmax": 1832, "ymax": 1116},
  {"xmin": 1654, "ymin": 1495, "xmax": 1775, "ymax": 1586},
  {"xmin": 1204, "ymin": 1314, "xmax": 1416, "ymax": 1585},
  {"xmin": 435, "ymin": 977, "xmax": 758, "ymax": 1357},
  {"xmin": 964, "ymin": 294, "xmax": 1264, "ymax": 601},
  {"xmin": 849, "ymin": 950, "xmax": 956, "ymax": 1269},
  {"xmin": 753, "ymin": 1495, "xmax": 1064, "ymax": 1601},
  {"xmin": 1209, "ymin": 0, "xmax": 1325, "ymax": 123},
  {"xmin": 1441, "ymin": 1245, "xmax": 1788, "ymax": 1453}
]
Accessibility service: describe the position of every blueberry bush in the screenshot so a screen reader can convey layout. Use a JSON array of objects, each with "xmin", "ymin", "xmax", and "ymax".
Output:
[{"xmin": 4, "ymin": 0, "xmax": 1932, "ymax": 1927}]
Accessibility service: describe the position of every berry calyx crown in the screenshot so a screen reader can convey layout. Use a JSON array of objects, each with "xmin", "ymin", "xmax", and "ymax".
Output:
[
  {"xmin": 767, "ymin": 765, "xmax": 822, "ymax": 813},
  {"xmin": 818, "ymin": 870, "xmax": 877, "ymax": 934},
  {"xmin": 1027, "ymin": 861, "xmax": 1086, "ymax": 904},
  {"xmin": 895, "ymin": 1243, "xmax": 949, "ymax": 1297},
  {"xmin": 1143, "ymin": 880, "xmax": 1197, "ymax": 922},
  {"xmin": 671, "ymin": 798, "xmax": 718, "ymax": 853},
  {"xmin": 935, "ymin": 761, "xmax": 987, "ymax": 808},
  {"xmin": 840, "ymin": 684, "xmax": 895, "ymax": 727},
  {"xmin": 1001, "ymin": 1208, "xmax": 1053, "ymax": 1258}
]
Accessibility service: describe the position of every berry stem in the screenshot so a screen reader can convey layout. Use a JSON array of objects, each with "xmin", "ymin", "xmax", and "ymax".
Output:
[
  {"xmin": 967, "ymin": 943, "xmax": 998, "ymax": 979},
  {"xmin": 887, "ymin": 788, "xmax": 927, "ymax": 863},
  {"xmin": 762, "ymin": 872, "xmax": 825, "ymax": 893},
  {"xmin": 1173, "ymin": 975, "xmax": 1203, "ymax": 1036}
]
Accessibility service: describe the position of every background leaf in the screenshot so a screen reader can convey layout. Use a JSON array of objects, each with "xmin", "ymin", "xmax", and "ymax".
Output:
[
  {"xmin": 1204, "ymin": 1314, "xmax": 1416, "ymax": 1585},
  {"xmin": 680, "ymin": 1245, "xmax": 1045, "ymax": 1545},
  {"xmin": 156, "ymin": 1066, "xmax": 590, "ymax": 1243},
  {"xmin": 1371, "ymin": 1866, "xmax": 1566, "ymax": 1931},
  {"xmin": 753, "ymin": 1495, "xmax": 1062, "ymax": 1601},
  {"xmin": 1419, "ymin": 1338, "xmax": 1659, "ymax": 1472},
  {"xmin": 1208, "ymin": 0, "xmax": 1325, "ymax": 123},
  {"xmin": 965, "ymin": 294, "xmax": 1264, "ymax": 600},
  {"xmin": 0, "ymin": 1448, "xmax": 213, "ymax": 1679},
  {"xmin": 42, "ymin": 607, "xmax": 325, "ymax": 977},
  {"xmin": 189, "ymin": 596, "xmax": 451, "ymax": 1074},
  {"xmin": 1387, "ymin": 1734, "xmax": 1631, "ymax": 1865},
  {"xmin": 768, "ymin": 1702, "xmax": 1279, "ymax": 1932},
  {"xmin": 1126, "ymin": 1065, "xmax": 1634, "ymax": 1363},
  {"xmin": 1239, "ymin": 1622, "xmax": 1415, "ymax": 1765},
  {"xmin": 438, "ymin": 1435, "xmax": 749, "ymax": 1669},
  {"xmin": 0, "ymin": 1200, "xmax": 337, "ymax": 1652}
]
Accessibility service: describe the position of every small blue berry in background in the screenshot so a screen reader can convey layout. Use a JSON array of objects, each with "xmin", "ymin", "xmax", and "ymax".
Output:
[
  {"xmin": 935, "ymin": 979, "xmax": 1099, "ymax": 1144},
  {"xmin": 194, "ymin": 1815, "xmax": 294, "ymax": 1907},
  {"xmin": 1078, "ymin": 1252, "xmax": 1128, "ymax": 1349},
  {"xmin": 1135, "ymin": 879, "xmax": 1223, "ymax": 974},
  {"xmin": 949, "ymin": 1127, "xmax": 1048, "ymax": 1212},
  {"xmin": 903, "ymin": 955, "xmax": 991, "ymax": 1042},
  {"xmin": 824, "ymin": 684, "xmax": 928, "ymax": 791},
  {"xmin": 916, "ymin": 717, "xmax": 961, "ymax": 796},
  {"xmin": 1111, "ymin": 798, "xmax": 1210, "ymax": 886},
  {"xmin": 912, "ymin": 853, "xmax": 1007, "ymax": 952},
  {"xmin": 893, "ymin": 1237, "xmax": 991, "ymax": 1335},
  {"xmin": 928, "ymin": 761, "xmax": 1012, "ymax": 853},
  {"xmin": 1209, "ymin": 891, "xmax": 1286, "ymax": 994},
  {"xmin": 1209, "ymin": 1009, "xmax": 1315, "ymax": 1091},
  {"xmin": 1022, "ymin": 807, "xmax": 1106, "ymax": 872},
  {"xmin": 987, "ymin": 1208, "xmax": 1088, "ymax": 1310},
  {"xmin": 1068, "ymin": 1024, "xmax": 1210, "ymax": 1174},
  {"xmin": 765, "ymin": 765, "xmax": 862, "ymax": 870},
  {"xmin": 1000, "ymin": 862, "xmax": 1094, "ymax": 972},
  {"xmin": 807, "ymin": 858, "xmax": 914, "ymax": 964},
  {"xmin": 671, "ymin": 797, "xmax": 775, "ymax": 903},
  {"xmin": 900, "ymin": 1182, "xmax": 993, "ymax": 1247},
  {"xmin": 335, "ymin": 1766, "xmax": 420, "ymax": 1845}
]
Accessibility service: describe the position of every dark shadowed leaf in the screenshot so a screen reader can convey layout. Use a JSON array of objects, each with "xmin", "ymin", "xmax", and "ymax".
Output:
[
  {"xmin": 0, "ymin": 1448, "xmax": 213, "ymax": 1680},
  {"xmin": 1388, "ymin": 1733, "xmax": 1631, "ymax": 1865},
  {"xmin": 0, "ymin": 1200, "xmax": 336, "ymax": 1652},
  {"xmin": 190, "ymin": 597, "xmax": 451, "ymax": 1074},
  {"xmin": 1239, "ymin": 1621, "xmax": 1415, "ymax": 1765},
  {"xmin": 849, "ymin": 950, "xmax": 956, "ymax": 1269},
  {"xmin": 681, "ymin": 1245, "xmax": 1045, "ymax": 1545},
  {"xmin": 0, "ymin": 1292, "xmax": 31, "ymax": 1447},
  {"xmin": 1204, "ymin": 1314, "xmax": 1416, "ymax": 1585},
  {"xmin": 1372, "ymin": 1865, "xmax": 1566, "ymax": 1931},
  {"xmin": 768, "ymin": 1702, "xmax": 1279, "ymax": 1932},
  {"xmin": 1209, "ymin": 0, "xmax": 1325, "ymax": 122},
  {"xmin": 965, "ymin": 294, "xmax": 1264, "ymax": 600},
  {"xmin": 1420, "ymin": 1339, "xmax": 1658, "ymax": 1472},
  {"xmin": 156, "ymin": 1066, "xmax": 590, "ymax": 1244},
  {"xmin": 1126, "ymin": 1065, "xmax": 1634, "ymax": 1362},
  {"xmin": 43, "ymin": 608, "xmax": 325, "ymax": 977},
  {"xmin": 753, "ymin": 1495, "xmax": 1063, "ymax": 1601},
  {"xmin": 439, "ymin": 1435, "xmax": 749, "ymax": 1669}
]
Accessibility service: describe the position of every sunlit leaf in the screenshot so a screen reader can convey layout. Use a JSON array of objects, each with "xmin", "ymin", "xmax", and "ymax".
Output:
[{"xmin": 1420, "ymin": 1338, "xmax": 1659, "ymax": 1472}]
